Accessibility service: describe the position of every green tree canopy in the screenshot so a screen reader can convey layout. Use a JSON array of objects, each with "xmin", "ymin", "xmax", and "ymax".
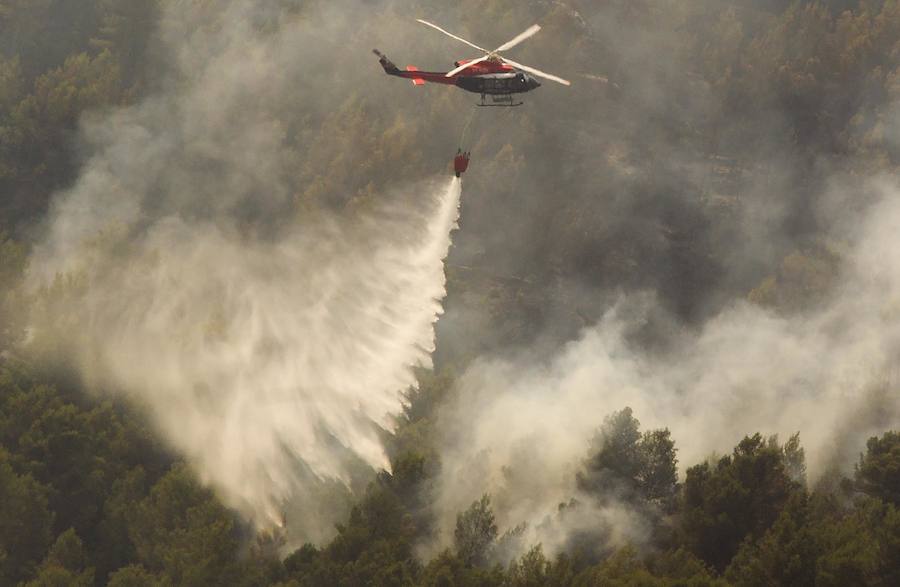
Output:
[
  {"xmin": 577, "ymin": 407, "xmax": 678, "ymax": 510},
  {"xmin": 454, "ymin": 494, "xmax": 499, "ymax": 567},
  {"xmin": 855, "ymin": 431, "xmax": 900, "ymax": 506},
  {"xmin": 0, "ymin": 448, "xmax": 54, "ymax": 585},
  {"xmin": 681, "ymin": 433, "xmax": 803, "ymax": 571}
]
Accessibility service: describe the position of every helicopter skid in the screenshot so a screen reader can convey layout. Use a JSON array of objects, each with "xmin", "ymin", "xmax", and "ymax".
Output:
[{"xmin": 478, "ymin": 93, "xmax": 523, "ymax": 107}]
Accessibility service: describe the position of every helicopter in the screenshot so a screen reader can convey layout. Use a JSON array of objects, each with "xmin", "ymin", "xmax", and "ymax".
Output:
[{"xmin": 374, "ymin": 19, "xmax": 570, "ymax": 107}]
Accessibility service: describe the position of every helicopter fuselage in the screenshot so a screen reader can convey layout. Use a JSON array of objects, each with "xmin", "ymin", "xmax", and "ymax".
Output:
[
  {"xmin": 455, "ymin": 71, "xmax": 541, "ymax": 95},
  {"xmin": 374, "ymin": 50, "xmax": 540, "ymax": 99}
]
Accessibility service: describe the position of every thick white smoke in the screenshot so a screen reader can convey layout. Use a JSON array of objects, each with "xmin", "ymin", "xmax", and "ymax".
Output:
[
  {"xmin": 26, "ymin": 0, "xmax": 463, "ymax": 542},
  {"xmin": 431, "ymin": 179, "xmax": 900, "ymax": 558}
]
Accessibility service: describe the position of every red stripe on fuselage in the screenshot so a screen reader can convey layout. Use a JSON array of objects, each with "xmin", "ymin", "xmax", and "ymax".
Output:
[{"xmin": 388, "ymin": 59, "xmax": 516, "ymax": 85}]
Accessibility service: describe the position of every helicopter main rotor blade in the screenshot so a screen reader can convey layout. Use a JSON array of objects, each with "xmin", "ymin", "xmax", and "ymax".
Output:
[
  {"xmin": 502, "ymin": 57, "xmax": 572, "ymax": 86},
  {"xmin": 494, "ymin": 24, "xmax": 541, "ymax": 52},
  {"xmin": 445, "ymin": 55, "xmax": 490, "ymax": 77},
  {"xmin": 415, "ymin": 19, "xmax": 490, "ymax": 54}
]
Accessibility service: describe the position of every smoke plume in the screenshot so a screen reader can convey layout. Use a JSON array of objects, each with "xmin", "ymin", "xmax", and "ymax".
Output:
[{"xmin": 431, "ymin": 178, "xmax": 900, "ymax": 557}]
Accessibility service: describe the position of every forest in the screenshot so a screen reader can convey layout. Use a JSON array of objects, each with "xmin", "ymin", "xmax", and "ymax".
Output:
[{"xmin": 2, "ymin": 0, "xmax": 900, "ymax": 585}]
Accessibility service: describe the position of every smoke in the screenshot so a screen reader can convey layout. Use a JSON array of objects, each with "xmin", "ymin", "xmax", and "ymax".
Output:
[
  {"xmin": 25, "ymin": 0, "xmax": 462, "ymax": 543},
  {"xmin": 430, "ymin": 177, "xmax": 900, "ymax": 558},
  {"xmin": 17, "ymin": 0, "xmax": 900, "ymax": 563}
]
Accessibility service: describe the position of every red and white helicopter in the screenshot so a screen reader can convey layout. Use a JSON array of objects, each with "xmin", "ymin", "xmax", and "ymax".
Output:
[{"xmin": 374, "ymin": 19, "xmax": 570, "ymax": 107}]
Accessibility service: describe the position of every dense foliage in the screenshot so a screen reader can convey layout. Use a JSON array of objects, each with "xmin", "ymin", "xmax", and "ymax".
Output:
[
  {"xmin": 5, "ymin": 360, "xmax": 899, "ymax": 585},
  {"xmin": 3, "ymin": 0, "xmax": 900, "ymax": 586}
]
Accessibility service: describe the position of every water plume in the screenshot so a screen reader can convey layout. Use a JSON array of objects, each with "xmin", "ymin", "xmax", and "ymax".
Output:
[{"xmin": 30, "ymin": 176, "xmax": 461, "ymax": 539}]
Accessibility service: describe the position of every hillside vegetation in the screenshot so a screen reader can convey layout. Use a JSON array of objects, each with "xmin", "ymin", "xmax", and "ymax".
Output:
[{"xmin": 2, "ymin": 1, "xmax": 900, "ymax": 585}]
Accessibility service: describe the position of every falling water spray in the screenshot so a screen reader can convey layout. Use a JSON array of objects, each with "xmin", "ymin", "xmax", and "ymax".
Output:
[{"xmin": 30, "ymin": 170, "xmax": 461, "ymax": 540}]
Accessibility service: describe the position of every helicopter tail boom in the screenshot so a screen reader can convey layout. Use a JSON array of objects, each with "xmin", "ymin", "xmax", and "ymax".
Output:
[{"xmin": 373, "ymin": 49, "xmax": 458, "ymax": 86}]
